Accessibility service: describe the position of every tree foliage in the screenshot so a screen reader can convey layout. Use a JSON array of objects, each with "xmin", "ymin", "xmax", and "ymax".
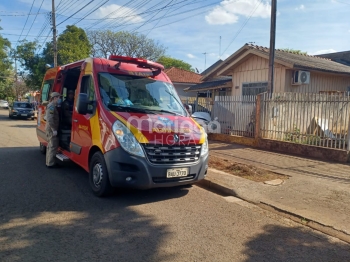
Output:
[
  {"xmin": 15, "ymin": 40, "xmax": 46, "ymax": 90},
  {"xmin": 157, "ymin": 56, "xmax": 195, "ymax": 72},
  {"xmin": 280, "ymin": 48, "xmax": 308, "ymax": 55},
  {"xmin": 51, "ymin": 25, "xmax": 91, "ymax": 65},
  {"xmin": 15, "ymin": 25, "xmax": 91, "ymax": 90},
  {"xmin": 88, "ymin": 30, "xmax": 166, "ymax": 61},
  {"xmin": 0, "ymin": 21, "xmax": 14, "ymax": 99}
]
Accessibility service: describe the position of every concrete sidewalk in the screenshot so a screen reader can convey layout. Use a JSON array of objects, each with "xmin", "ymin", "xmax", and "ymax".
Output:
[{"xmin": 202, "ymin": 141, "xmax": 350, "ymax": 242}]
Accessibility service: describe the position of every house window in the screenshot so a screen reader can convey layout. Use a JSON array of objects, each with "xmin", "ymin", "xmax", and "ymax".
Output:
[{"xmin": 242, "ymin": 82, "xmax": 268, "ymax": 96}]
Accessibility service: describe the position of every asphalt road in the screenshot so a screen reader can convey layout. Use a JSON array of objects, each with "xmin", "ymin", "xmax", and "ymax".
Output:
[{"xmin": 0, "ymin": 109, "xmax": 349, "ymax": 262}]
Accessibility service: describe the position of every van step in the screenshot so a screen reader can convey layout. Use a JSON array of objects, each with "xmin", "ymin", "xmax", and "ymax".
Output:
[{"xmin": 56, "ymin": 153, "xmax": 70, "ymax": 162}]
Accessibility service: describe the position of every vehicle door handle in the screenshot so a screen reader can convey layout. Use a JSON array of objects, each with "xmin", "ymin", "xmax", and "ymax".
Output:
[{"xmin": 73, "ymin": 119, "xmax": 78, "ymax": 123}]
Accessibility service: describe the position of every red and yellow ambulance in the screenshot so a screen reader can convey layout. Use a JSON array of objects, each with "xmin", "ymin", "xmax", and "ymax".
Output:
[{"xmin": 36, "ymin": 56, "xmax": 209, "ymax": 197}]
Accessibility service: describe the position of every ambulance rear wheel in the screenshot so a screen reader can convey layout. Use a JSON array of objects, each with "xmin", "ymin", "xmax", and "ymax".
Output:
[
  {"xmin": 89, "ymin": 152, "xmax": 112, "ymax": 197},
  {"xmin": 40, "ymin": 143, "xmax": 46, "ymax": 154}
]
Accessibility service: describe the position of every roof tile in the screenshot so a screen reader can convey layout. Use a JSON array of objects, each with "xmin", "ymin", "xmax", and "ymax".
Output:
[
  {"xmin": 246, "ymin": 44, "xmax": 350, "ymax": 75},
  {"xmin": 164, "ymin": 67, "xmax": 202, "ymax": 84}
]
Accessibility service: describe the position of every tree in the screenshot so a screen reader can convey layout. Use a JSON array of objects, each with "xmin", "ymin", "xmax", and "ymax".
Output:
[
  {"xmin": 157, "ymin": 56, "xmax": 195, "ymax": 72},
  {"xmin": 58, "ymin": 25, "xmax": 91, "ymax": 65},
  {"xmin": 0, "ymin": 20, "xmax": 15, "ymax": 99},
  {"xmin": 0, "ymin": 80, "xmax": 15, "ymax": 100},
  {"xmin": 280, "ymin": 48, "xmax": 308, "ymax": 55},
  {"xmin": 0, "ymin": 21, "xmax": 13, "ymax": 86},
  {"xmin": 43, "ymin": 25, "xmax": 91, "ymax": 65},
  {"xmin": 15, "ymin": 40, "xmax": 47, "ymax": 90},
  {"xmin": 12, "ymin": 80, "xmax": 29, "ymax": 101},
  {"xmin": 88, "ymin": 30, "xmax": 166, "ymax": 61},
  {"xmin": 15, "ymin": 25, "xmax": 91, "ymax": 90}
]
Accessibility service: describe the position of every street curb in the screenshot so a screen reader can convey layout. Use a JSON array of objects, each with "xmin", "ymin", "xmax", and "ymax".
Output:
[{"xmin": 197, "ymin": 178, "xmax": 350, "ymax": 244}]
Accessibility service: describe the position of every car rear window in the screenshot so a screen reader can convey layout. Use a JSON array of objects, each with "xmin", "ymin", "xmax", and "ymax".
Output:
[{"xmin": 14, "ymin": 103, "xmax": 32, "ymax": 108}]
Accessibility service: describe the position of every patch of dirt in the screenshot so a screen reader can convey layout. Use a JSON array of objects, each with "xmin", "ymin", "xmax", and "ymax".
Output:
[{"xmin": 208, "ymin": 155, "xmax": 288, "ymax": 182}]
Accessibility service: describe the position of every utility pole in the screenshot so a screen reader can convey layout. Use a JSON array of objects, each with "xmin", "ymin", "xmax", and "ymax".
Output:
[
  {"xmin": 52, "ymin": 0, "xmax": 57, "ymax": 67},
  {"xmin": 203, "ymin": 52, "xmax": 207, "ymax": 70},
  {"xmin": 267, "ymin": 0, "xmax": 277, "ymax": 95}
]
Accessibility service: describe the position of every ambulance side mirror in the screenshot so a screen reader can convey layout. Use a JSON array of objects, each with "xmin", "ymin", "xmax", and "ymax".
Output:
[{"xmin": 76, "ymin": 93, "xmax": 88, "ymax": 115}]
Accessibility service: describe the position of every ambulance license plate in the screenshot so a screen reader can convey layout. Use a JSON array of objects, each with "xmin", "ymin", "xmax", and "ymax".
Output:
[
  {"xmin": 166, "ymin": 168, "xmax": 188, "ymax": 178},
  {"xmin": 21, "ymin": 114, "xmax": 27, "ymax": 116}
]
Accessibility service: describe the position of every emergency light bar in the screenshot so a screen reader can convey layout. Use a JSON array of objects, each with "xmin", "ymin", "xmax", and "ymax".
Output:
[{"xmin": 108, "ymin": 55, "xmax": 164, "ymax": 71}]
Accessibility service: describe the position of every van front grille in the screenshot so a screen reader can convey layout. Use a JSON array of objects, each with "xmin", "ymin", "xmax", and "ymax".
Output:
[{"xmin": 142, "ymin": 144, "xmax": 201, "ymax": 164}]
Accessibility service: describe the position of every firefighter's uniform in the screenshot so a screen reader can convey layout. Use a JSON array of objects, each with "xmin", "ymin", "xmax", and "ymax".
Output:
[{"xmin": 45, "ymin": 93, "xmax": 60, "ymax": 167}]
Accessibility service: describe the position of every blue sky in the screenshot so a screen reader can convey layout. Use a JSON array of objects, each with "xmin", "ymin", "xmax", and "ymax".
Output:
[{"xmin": 0, "ymin": 0, "xmax": 349, "ymax": 73}]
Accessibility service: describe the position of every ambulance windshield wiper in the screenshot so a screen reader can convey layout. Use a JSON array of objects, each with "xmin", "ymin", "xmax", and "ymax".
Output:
[
  {"xmin": 154, "ymin": 109, "xmax": 184, "ymax": 117},
  {"xmin": 110, "ymin": 105, "xmax": 156, "ymax": 114}
]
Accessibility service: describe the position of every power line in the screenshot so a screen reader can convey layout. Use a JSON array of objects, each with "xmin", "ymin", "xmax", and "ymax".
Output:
[
  {"xmin": 16, "ymin": 0, "xmax": 36, "ymax": 47},
  {"xmin": 86, "ymin": 0, "xmax": 139, "ymax": 30},
  {"xmin": 23, "ymin": 0, "xmax": 45, "ymax": 42},
  {"xmin": 101, "ymin": 0, "xmax": 204, "ymax": 30},
  {"xmin": 101, "ymin": 0, "xmax": 213, "ymax": 30},
  {"xmin": 144, "ymin": 0, "xmax": 175, "ymax": 37},
  {"xmin": 0, "ymin": 12, "xmax": 48, "ymax": 16},
  {"xmin": 1, "ymin": 33, "xmax": 50, "ymax": 37},
  {"xmin": 73, "ymin": 0, "xmax": 110, "ymax": 26},
  {"xmin": 221, "ymin": 0, "xmax": 263, "ymax": 55},
  {"xmin": 131, "ymin": 0, "xmax": 175, "ymax": 33},
  {"xmin": 57, "ymin": 0, "xmax": 79, "ymax": 15},
  {"xmin": 117, "ymin": 0, "xmax": 218, "ymax": 31},
  {"xmin": 56, "ymin": 0, "xmax": 94, "ymax": 26},
  {"xmin": 35, "ymin": 13, "xmax": 52, "ymax": 40}
]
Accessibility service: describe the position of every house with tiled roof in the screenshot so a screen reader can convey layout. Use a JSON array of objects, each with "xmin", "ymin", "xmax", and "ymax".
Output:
[
  {"xmin": 188, "ymin": 43, "xmax": 350, "ymax": 97},
  {"xmin": 164, "ymin": 67, "xmax": 202, "ymax": 97},
  {"xmin": 316, "ymin": 51, "xmax": 350, "ymax": 66}
]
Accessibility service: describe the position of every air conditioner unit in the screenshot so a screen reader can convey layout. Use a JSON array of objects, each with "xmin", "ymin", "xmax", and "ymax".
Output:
[{"xmin": 292, "ymin": 70, "xmax": 310, "ymax": 85}]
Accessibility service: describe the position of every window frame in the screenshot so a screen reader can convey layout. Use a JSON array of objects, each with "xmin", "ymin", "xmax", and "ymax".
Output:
[{"xmin": 242, "ymin": 81, "xmax": 268, "ymax": 96}]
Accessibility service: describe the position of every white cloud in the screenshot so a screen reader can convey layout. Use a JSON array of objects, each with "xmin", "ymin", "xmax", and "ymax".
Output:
[
  {"xmin": 205, "ymin": 0, "xmax": 271, "ymax": 25},
  {"xmin": 310, "ymin": 49, "xmax": 337, "ymax": 55},
  {"xmin": 187, "ymin": 54, "xmax": 196, "ymax": 59},
  {"xmin": 295, "ymin": 4, "xmax": 305, "ymax": 11},
  {"xmin": 95, "ymin": 5, "xmax": 144, "ymax": 23}
]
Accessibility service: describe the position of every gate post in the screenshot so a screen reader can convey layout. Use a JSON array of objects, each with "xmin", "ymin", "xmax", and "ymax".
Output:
[{"xmin": 255, "ymin": 94, "xmax": 262, "ymax": 140}]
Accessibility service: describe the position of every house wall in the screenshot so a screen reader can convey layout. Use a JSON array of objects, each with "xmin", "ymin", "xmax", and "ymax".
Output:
[
  {"xmin": 284, "ymin": 70, "xmax": 350, "ymax": 93},
  {"xmin": 228, "ymin": 55, "xmax": 350, "ymax": 95},
  {"xmin": 230, "ymin": 55, "xmax": 287, "ymax": 96}
]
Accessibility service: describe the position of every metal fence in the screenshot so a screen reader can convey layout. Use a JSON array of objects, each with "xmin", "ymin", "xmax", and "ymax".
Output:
[
  {"xmin": 180, "ymin": 97, "xmax": 212, "ymax": 113},
  {"xmin": 260, "ymin": 92, "xmax": 350, "ymax": 150},
  {"xmin": 212, "ymin": 96, "xmax": 256, "ymax": 136}
]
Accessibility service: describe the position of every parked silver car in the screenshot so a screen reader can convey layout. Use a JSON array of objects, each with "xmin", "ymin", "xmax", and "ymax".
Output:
[{"xmin": 0, "ymin": 100, "xmax": 9, "ymax": 109}]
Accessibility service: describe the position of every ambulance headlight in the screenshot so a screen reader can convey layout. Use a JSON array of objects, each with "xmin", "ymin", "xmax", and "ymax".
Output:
[
  {"xmin": 200, "ymin": 129, "xmax": 209, "ymax": 156},
  {"xmin": 112, "ymin": 120, "xmax": 145, "ymax": 157}
]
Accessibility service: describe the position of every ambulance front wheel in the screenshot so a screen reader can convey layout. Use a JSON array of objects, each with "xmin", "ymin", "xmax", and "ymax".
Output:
[{"xmin": 89, "ymin": 151, "xmax": 113, "ymax": 197}]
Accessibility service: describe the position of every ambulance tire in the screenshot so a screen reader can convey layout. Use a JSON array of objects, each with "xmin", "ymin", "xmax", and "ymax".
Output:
[{"xmin": 89, "ymin": 151, "xmax": 113, "ymax": 197}]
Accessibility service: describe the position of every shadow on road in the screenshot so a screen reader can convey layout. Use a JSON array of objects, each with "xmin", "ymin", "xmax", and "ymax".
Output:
[
  {"xmin": 0, "ymin": 146, "xmax": 190, "ymax": 261},
  {"xmin": 243, "ymin": 224, "xmax": 350, "ymax": 262},
  {"xmin": 1, "ymin": 146, "xmax": 349, "ymax": 261}
]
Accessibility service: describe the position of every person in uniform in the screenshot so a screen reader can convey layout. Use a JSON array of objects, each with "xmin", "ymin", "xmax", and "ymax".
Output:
[
  {"xmin": 62, "ymin": 90, "xmax": 75, "ymax": 125},
  {"xmin": 45, "ymin": 92, "xmax": 61, "ymax": 168}
]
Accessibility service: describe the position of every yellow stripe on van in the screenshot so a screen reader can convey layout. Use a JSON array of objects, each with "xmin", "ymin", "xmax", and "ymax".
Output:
[
  {"xmin": 191, "ymin": 117, "xmax": 206, "ymax": 144},
  {"xmin": 110, "ymin": 112, "xmax": 149, "ymax": 143},
  {"xmin": 90, "ymin": 108, "xmax": 104, "ymax": 153},
  {"xmin": 84, "ymin": 58, "xmax": 93, "ymax": 74}
]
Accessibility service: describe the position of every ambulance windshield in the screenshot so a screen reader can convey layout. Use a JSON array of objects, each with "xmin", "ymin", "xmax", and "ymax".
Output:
[{"xmin": 98, "ymin": 73, "xmax": 188, "ymax": 116}]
